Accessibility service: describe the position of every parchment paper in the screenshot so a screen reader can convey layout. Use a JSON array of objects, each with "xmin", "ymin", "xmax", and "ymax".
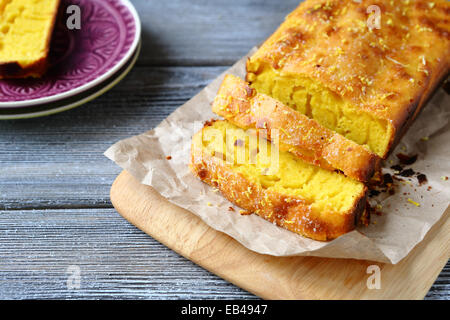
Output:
[{"xmin": 105, "ymin": 49, "xmax": 450, "ymax": 264}]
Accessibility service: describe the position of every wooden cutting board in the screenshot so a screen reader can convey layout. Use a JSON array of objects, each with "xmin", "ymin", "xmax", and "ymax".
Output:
[{"xmin": 110, "ymin": 170, "xmax": 450, "ymax": 300}]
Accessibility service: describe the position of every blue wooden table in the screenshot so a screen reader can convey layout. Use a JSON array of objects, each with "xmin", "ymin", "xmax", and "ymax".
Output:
[{"xmin": 0, "ymin": 0, "xmax": 448, "ymax": 299}]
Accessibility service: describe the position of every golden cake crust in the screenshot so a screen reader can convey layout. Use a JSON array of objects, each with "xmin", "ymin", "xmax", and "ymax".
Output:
[
  {"xmin": 247, "ymin": 0, "xmax": 450, "ymax": 157},
  {"xmin": 212, "ymin": 74, "xmax": 380, "ymax": 183},
  {"xmin": 189, "ymin": 121, "xmax": 367, "ymax": 241},
  {"xmin": 0, "ymin": 0, "xmax": 61, "ymax": 79}
]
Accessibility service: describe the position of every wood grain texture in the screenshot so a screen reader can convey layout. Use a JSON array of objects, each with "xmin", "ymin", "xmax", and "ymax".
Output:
[
  {"xmin": 0, "ymin": 208, "xmax": 257, "ymax": 299},
  {"xmin": 0, "ymin": 0, "xmax": 448, "ymax": 299},
  {"xmin": 133, "ymin": 0, "xmax": 301, "ymax": 66},
  {"xmin": 111, "ymin": 171, "xmax": 450, "ymax": 300}
]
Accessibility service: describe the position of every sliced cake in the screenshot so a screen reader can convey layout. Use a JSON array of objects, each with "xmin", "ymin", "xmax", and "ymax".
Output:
[{"xmin": 190, "ymin": 120, "xmax": 367, "ymax": 241}]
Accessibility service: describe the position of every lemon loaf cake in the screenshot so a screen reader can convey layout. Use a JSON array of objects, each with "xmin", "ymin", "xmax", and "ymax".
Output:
[
  {"xmin": 212, "ymin": 74, "xmax": 380, "ymax": 183},
  {"xmin": 190, "ymin": 120, "xmax": 367, "ymax": 241},
  {"xmin": 0, "ymin": 0, "xmax": 60, "ymax": 78},
  {"xmin": 246, "ymin": 0, "xmax": 450, "ymax": 158}
]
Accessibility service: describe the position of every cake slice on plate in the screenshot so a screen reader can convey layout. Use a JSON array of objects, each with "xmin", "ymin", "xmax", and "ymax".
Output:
[{"xmin": 0, "ymin": 0, "xmax": 60, "ymax": 78}]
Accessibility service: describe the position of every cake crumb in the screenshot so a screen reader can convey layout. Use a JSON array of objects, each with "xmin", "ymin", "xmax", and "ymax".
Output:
[
  {"xmin": 239, "ymin": 210, "xmax": 252, "ymax": 215},
  {"xmin": 407, "ymin": 198, "xmax": 420, "ymax": 207}
]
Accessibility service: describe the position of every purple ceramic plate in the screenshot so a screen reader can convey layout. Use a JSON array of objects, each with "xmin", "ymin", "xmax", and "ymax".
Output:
[
  {"xmin": 0, "ymin": 41, "xmax": 141, "ymax": 120},
  {"xmin": 0, "ymin": 0, "xmax": 140, "ymax": 108}
]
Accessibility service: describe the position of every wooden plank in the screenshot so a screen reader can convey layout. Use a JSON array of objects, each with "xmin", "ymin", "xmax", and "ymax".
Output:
[
  {"xmin": 0, "ymin": 66, "xmax": 226, "ymax": 209},
  {"xmin": 0, "ymin": 207, "xmax": 257, "ymax": 299},
  {"xmin": 110, "ymin": 170, "xmax": 450, "ymax": 300},
  {"xmin": 0, "ymin": 207, "xmax": 446, "ymax": 299},
  {"xmin": 132, "ymin": 0, "xmax": 301, "ymax": 66}
]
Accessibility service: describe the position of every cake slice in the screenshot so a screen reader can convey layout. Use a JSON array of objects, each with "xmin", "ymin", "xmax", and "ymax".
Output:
[
  {"xmin": 0, "ymin": 0, "xmax": 61, "ymax": 78},
  {"xmin": 190, "ymin": 120, "xmax": 367, "ymax": 241},
  {"xmin": 212, "ymin": 74, "xmax": 380, "ymax": 183},
  {"xmin": 246, "ymin": 0, "xmax": 450, "ymax": 158}
]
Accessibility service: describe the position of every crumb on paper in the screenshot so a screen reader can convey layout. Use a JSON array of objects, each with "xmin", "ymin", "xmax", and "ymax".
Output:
[
  {"xmin": 103, "ymin": 46, "xmax": 450, "ymax": 264},
  {"xmin": 391, "ymin": 164, "xmax": 403, "ymax": 172},
  {"xmin": 166, "ymin": 155, "xmax": 172, "ymax": 160},
  {"xmin": 442, "ymin": 176, "xmax": 449, "ymax": 181},
  {"xmin": 239, "ymin": 209, "xmax": 252, "ymax": 215},
  {"xmin": 207, "ymin": 202, "xmax": 213, "ymax": 207},
  {"xmin": 407, "ymin": 198, "xmax": 421, "ymax": 207}
]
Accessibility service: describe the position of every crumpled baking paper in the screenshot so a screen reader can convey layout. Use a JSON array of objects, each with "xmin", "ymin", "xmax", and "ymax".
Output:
[{"xmin": 105, "ymin": 49, "xmax": 449, "ymax": 264}]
